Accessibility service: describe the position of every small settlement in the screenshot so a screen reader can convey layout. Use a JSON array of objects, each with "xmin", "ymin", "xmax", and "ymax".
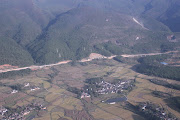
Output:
[
  {"xmin": 10, "ymin": 83, "xmax": 40, "ymax": 94},
  {"xmin": 139, "ymin": 102, "xmax": 177, "ymax": 120},
  {"xmin": 0, "ymin": 83, "xmax": 44, "ymax": 119},
  {"xmin": 167, "ymin": 35, "xmax": 177, "ymax": 42},
  {"xmin": 81, "ymin": 79, "xmax": 135, "ymax": 99},
  {"xmin": 81, "ymin": 92, "xmax": 91, "ymax": 99},
  {"xmin": 96, "ymin": 80, "xmax": 133, "ymax": 94},
  {"xmin": 0, "ymin": 103, "xmax": 46, "ymax": 120}
]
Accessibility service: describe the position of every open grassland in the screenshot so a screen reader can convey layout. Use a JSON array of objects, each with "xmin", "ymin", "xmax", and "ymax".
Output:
[
  {"xmin": 51, "ymin": 111, "xmax": 72, "ymax": 120},
  {"xmin": 0, "ymin": 59, "xmax": 180, "ymax": 119},
  {"xmin": 91, "ymin": 94, "xmax": 144, "ymax": 120},
  {"xmin": 51, "ymin": 94, "xmax": 83, "ymax": 110},
  {"xmin": 92, "ymin": 103, "xmax": 136, "ymax": 120},
  {"xmin": 91, "ymin": 108, "xmax": 121, "ymax": 120},
  {"xmin": 34, "ymin": 114, "xmax": 51, "ymax": 120}
]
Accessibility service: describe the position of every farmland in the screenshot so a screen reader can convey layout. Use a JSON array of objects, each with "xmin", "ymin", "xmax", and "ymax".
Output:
[{"xmin": 0, "ymin": 58, "xmax": 180, "ymax": 120}]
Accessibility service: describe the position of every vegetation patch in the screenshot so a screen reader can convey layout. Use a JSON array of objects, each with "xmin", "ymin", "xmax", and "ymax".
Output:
[
  {"xmin": 125, "ymin": 102, "xmax": 177, "ymax": 120},
  {"xmin": 136, "ymin": 55, "xmax": 180, "ymax": 81},
  {"xmin": 149, "ymin": 79, "xmax": 180, "ymax": 90},
  {"xmin": 0, "ymin": 69, "xmax": 31, "ymax": 80},
  {"xmin": 165, "ymin": 97, "xmax": 180, "ymax": 112},
  {"xmin": 152, "ymin": 91, "xmax": 172, "ymax": 98}
]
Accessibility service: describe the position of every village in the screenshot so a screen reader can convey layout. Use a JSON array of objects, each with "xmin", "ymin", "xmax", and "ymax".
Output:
[
  {"xmin": 11, "ymin": 83, "xmax": 41, "ymax": 94},
  {"xmin": 0, "ymin": 103, "xmax": 46, "ymax": 120},
  {"xmin": 0, "ymin": 82, "xmax": 45, "ymax": 120},
  {"xmin": 139, "ymin": 102, "xmax": 178, "ymax": 120},
  {"xmin": 96, "ymin": 80, "xmax": 134, "ymax": 94},
  {"xmin": 81, "ymin": 79, "xmax": 135, "ymax": 99}
]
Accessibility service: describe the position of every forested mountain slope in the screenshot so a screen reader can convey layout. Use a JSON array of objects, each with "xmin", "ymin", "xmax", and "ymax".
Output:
[
  {"xmin": 0, "ymin": 0, "xmax": 52, "ymax": 46},
  {"xmin": 0, "ymin": 0, "xmax": 52, "ymax": 66},
  {"xmin": 0, "ymin": 0, "xmax": 179, "ymax": 66},
  {"xmin": 27, "ymin": 6, "xmax": 172, "ymax": 64},
  {"xmin": 0, "ymin": 37, "xmax": 34, "ymax": 66}
]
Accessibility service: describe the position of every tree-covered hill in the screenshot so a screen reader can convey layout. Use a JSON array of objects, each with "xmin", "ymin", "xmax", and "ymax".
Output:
[
  {"xmin": 27, "ymin": 6, "xmax": 172, "ymax": 64},
  {"xmin": 0, "ymin": 0, "xmax": 180, "ymax": 66},
  {"xmin": 136, "ymin": 55, "xmax": 180, "ymax": 81},
  {"xmin": 33, "ymin": 0, "xmax": 180, "ymax": 32},
  {"xmin": 0, "ymin": 37, "xmax": 34, "ymax": 67},
  {"xmin": 0, "ymin": 0, "xmax": 52, "ymax": 46}
]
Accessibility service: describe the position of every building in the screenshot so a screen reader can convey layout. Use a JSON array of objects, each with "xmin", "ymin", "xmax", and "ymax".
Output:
[{"xmin": 81, "ymin": 92, "xmax": 91, "ymax": 99}]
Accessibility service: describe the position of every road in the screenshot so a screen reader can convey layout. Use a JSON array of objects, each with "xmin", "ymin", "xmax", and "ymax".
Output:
[
  {"xmin": 0, "ymin": 60, "xmax": 72, "ymax": 73},
  {"xmin": 121, "ymin": 51, "xmax": 178, "ymax": 58},
  {"xmin": 0, "ymin": 51, "xmax": 178, "ymax": 73}
]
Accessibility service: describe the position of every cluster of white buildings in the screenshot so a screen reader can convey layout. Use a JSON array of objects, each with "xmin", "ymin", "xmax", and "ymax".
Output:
[
  {"xmin": 0, "ymin": 104, "xmax": 46, "ymax": 120},
  {"xmin": 96, "ymin": 80, "xmax": 131, "ymax": 94},
  {"xmin": 139, "ymin": 102, "xmax": 177, "ymax": 120},
  {"xmin": 81, "ymin": 92, "xmax": 91, "ymax": 99},
  {"xmin": 11, "ymin": 83, "xmax": 40, "ymax": 95},
  {"xmin": 0, "ymin": 106, "xmax": 8, "ymax": 116}
]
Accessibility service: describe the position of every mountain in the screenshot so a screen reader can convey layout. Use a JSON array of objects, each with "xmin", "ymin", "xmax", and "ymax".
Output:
[
  {"xmin": 27, "ymin": 6, "xmax": 171, "ymax": 64},
  {"xmin": 32, "ymin": 0, "xmax": 83, "ymax": 15},
  {"xmin": 32, "ymin": 0, "xmax": 180, "ymax": 33},
  {"xmin": 0, "ymin": 0, "xmax": 180, "ymax": 66},
  {"xmin": 0, "ymin": 0, "xmax": 52, "ymax": 66},
  {"xmin": 0, "ymin": 0, "xmax": 52, "ymax": 46},
  {"xmin": 141, "ymin": 0, "xmax": 180, "ymax": 32}
]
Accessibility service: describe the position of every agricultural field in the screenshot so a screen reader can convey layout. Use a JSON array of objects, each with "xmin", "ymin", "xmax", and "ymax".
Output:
[{"xmin": 0, "ymin": 59, "xmax": 180, "ymax": 120}]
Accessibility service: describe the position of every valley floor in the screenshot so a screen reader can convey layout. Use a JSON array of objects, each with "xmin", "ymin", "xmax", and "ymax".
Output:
[{"xmin": 0, "ymin": 56, "xmax": 180, "ymax": 120}]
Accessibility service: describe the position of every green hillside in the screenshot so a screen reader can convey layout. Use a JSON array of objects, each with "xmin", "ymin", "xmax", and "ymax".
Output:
[
  {"xmin": 140, "ymin": 0, "xmax": 180, "ymax": 32},
  {"xmin": 0, "ymin": 0, "xmax": 52, "ymax": 46},
  {"xmin": 32, "ymin": 0, "xmax": 180, "ymax": 32},
  {"xmin": 27, "ymin": 6, "xmax": 172, "ymax": 64},
  {"xmin": 0, "ymin": 0, "xmax": 180, "ymax": 66},
  {"xmin": 0, "ymin": 37, "xmax": 34, "ymax": 66}
]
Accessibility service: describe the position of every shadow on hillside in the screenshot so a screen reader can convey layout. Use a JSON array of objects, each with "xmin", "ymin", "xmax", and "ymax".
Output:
[
  {"xmin": 132, "ymin": 114, "xmax": 145, "ymax": 120},
  {"xmin": 130, "ymin": 64, "xmax": 148, "ymax": 76},
  {"xmin": 164, "ymin": 97, "xmax": 180, "ymax": 113}
]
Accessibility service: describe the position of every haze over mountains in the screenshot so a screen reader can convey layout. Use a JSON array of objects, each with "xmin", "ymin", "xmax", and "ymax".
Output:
[{"xmin": 0, "ymin": 0, "xmax": 180, "ymax": 66}]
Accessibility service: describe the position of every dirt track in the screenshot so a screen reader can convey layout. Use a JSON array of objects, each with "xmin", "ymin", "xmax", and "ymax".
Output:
[
  {"xmin": 0, "ymin": 60, "xmax": 72, "ymax": 73},
  {"xmin": 121, "ymin": 51, "xmax": 178, "ymax": 58},
  {"xmin": 0, "ymin": 51, "xmax": 178, "ymax": 73}
]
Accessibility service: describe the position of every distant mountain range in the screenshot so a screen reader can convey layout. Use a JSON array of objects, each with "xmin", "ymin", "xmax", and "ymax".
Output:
[{"xmin": 0, "ymin": 0, "xmax": 180, "ymax": 66}]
